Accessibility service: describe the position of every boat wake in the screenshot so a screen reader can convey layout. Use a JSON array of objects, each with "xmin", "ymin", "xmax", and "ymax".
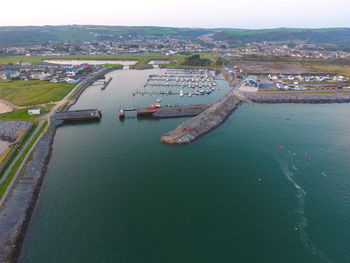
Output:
[{"xmin": 279, "ymin": 160, "xmax": 332, "ymax": 263}]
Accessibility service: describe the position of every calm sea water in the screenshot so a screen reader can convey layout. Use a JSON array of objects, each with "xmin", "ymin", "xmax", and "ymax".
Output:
[{"xmin": 19, "ymin": 69, "xmax": 350, "ymax": 263}]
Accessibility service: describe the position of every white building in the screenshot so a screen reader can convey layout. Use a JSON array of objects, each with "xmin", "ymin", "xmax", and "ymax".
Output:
[{"xmin": 28, "ymin": 108, "xmax": 41, "ymax": 115}]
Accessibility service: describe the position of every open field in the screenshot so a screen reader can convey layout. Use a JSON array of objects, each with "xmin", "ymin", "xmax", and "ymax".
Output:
[
  {"xmin": 228, "ymin": 59, "xmax": 323, "ymax": 74},
  {"xmin": 227, "ymin": 56, "xmax": 350, "ymax": 77},
  {"xmin": 0, "ymin": 80, "xmax": 74, "ymax": 106},
  {"xmin": 299, "ymin": 63, "xmax": 350, "ymax": 78}
]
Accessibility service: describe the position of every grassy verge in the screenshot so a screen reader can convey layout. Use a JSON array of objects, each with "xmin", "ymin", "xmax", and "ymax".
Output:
[
  {"xmin": 0, "ymin": 121, "xmax": 48, "ymax": 199},
  {"xmin": 0, "ymin": 105, "xmax": 52, "ymax": 121}
]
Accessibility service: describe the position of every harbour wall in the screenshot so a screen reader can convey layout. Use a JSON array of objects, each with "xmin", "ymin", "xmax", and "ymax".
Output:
[
  {"xmin": 160, "ymin": 90, "xmax": 242, "ymax": 145},
  {"xmin": 65, "ymin": 67, "xmax": 116, "ymax": 111},
  {"xmin": 244, "ymin": 92, "xmax": 350, "ymax": 104}
]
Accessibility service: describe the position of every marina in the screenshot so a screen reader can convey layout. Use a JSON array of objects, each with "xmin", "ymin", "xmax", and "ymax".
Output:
[{"xmin": 138, "ymin": 69, "xmax": 218, "ymax": 98}]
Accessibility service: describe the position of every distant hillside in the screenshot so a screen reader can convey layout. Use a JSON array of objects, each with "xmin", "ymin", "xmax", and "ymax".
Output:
[
  {"xmin": 214, "ymin": 28, "xmax": 350, "ymax": 46},
  {"xmin": 0, "ymin": 26, "xmax": 350, "ymax": 47},
  {"xmin": 0, "ymin": 25, "xmax": 212, "ymax": 46}
]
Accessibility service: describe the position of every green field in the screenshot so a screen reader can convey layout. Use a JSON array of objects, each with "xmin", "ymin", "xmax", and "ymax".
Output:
[
  {"xmin": 0, "ymin": 106, "xmax": 52, "ymax": 121},
  {"xmin": 0, "ymin": 80, "xmax": 74, "ymax": 106}
]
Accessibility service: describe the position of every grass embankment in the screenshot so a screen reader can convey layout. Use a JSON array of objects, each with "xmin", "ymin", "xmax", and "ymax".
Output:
[
  {"xmin": 0, "ymin": 80, "xmax": 74, "ymax": 106},
  {"xmin": 0, "ymin": 121, "xmax": 48, "ymax": 199},
  {"xmin": 0, "ymin": 104, "xmax": 53, "ymax": 121}
]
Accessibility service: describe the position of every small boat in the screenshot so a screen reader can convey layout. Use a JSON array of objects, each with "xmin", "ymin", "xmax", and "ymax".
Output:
[
  {"xmin": 180, "ymin": 90, "xmax": 184, "ymax": 97},
  {"xmin": 147, "ymin": 103, "xmax": 161, "ymax": 109},
  {"xmin": 156, "ymin": 98, "xmax": 162, "ymax": 102},
  {"xmin": 188, "ymin": 93, "xmax": 192, "ymax": 97}
]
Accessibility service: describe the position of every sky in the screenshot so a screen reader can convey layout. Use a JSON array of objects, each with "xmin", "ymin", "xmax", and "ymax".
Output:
[{"xmin": 1, "ymin": 0, "xmax": 349, "ymax": 29}]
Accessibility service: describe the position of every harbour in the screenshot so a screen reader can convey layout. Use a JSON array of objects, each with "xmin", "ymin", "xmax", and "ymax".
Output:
[
  {"xmin": 17, "ymin": 68, "xmax": 350, "ymax": 262},
  {"xmin": 0, "ymin": 68, "xmax": 347, "ymax": 263}
]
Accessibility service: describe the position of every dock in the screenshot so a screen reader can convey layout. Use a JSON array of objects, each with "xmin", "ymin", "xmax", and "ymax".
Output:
[
  {"xmin": 54, "ymin": 109, "xmax": 102, "ymax": 122},
  {"xmin": 119, "ymin": 104, "xmax": 209, "ymax": 119}
]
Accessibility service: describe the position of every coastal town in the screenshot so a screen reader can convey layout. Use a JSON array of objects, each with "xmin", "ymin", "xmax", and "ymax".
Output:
[{"xmin": 0, "ymin": 25, "xmax": 350, "ymax": 263}]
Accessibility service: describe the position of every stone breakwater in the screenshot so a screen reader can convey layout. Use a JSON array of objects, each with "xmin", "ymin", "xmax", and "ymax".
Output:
[
  {"xmin": 160, "ymin": 91, "xmax": 242, "ymax": 145},
  {"xmin": 0, "ymin": 122, "xmax": 32, "ymax": 143},
  {"xmin": 244, "ymin": 92, "xmax": 350, "ymax": 104},
  {"xmin": 0, "ymin": 124, "xmax": 57, "ymax": 263}
]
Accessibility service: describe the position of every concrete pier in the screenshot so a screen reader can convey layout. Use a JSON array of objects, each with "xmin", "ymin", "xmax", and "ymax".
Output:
[
  {"xmin": 53, "ymin": 109, "xmax": 102, "ymax": 122},
  {"xmin": 119, "ymin": 104, "xmax": 209, "ymax": 119}
]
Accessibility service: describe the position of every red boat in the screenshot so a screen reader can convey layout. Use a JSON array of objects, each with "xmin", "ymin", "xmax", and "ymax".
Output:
[{"xmin": 147, "ymin": 103, "xmax": 161, "ymax": 109}]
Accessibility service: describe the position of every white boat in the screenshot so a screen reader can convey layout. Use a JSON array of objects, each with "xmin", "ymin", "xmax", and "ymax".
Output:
[
  {"xmin": 156, "ymin": 98, "xmax": 162, "ymax": 102},
  {"xmin": 179, "ymin": 90, "xmax": 184, "ymax": 97},
  {"xmin": 188, "ymin": 93, "xmax": 192, "ymax": 97}
]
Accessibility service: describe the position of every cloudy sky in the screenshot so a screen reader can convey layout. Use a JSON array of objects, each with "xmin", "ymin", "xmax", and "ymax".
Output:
[{"xmin": 1, "ymin": 0, "xmax": 349, "ymax": 28}]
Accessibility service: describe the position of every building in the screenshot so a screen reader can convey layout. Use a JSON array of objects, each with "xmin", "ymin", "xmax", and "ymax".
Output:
[{"xmin": 28, "ymin": 108, "xmax": 41, "ymax": 115}]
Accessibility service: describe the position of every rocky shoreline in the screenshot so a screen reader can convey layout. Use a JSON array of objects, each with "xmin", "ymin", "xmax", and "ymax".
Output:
[
  {"xmin": 244, "ymin": 92, "xmax": 350, "ymax": 104},
  {"xmin": 0, "ymin": 122, "xmax": 59, "ymax": 263}
]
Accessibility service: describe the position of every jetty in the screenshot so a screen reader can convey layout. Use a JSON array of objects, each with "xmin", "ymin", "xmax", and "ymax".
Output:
[
  {"xmin": 119, "ymin": 104, "xmax": 209, "ymax": 119},
  {"xmin": 101, "ymin": 77, "xmax": 113, "ymax": 90},
  {"xmin": 53, "ymin": 109, "xmax": 102, "ymax": 122},
  {"xmin": 160, "ymin": 90, "xmax": 242, "ymax": 145}
]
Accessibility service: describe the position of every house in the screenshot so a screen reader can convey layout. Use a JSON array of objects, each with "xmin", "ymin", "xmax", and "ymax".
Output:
[
  {"xmin": 28, "ymin": 108, "xmax": 41, "ymax": 115},
  {"xmin": 0, "ymin": 70, "xmax": 20, "ymax": 80}
]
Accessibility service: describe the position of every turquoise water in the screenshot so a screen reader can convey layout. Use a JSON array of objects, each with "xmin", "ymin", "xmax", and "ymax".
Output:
[{"xmin": 19, "ymin": 70, "xmax": 350, "ymax": 263}]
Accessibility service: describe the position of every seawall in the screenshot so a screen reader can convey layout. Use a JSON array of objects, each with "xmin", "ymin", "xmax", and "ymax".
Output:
[
  {"xmin": 160, "ymin": 90, "xmax": 242, "ymax": 145},
  {"xmin": 244, "ymin": 92, "xmax": 350, "ymax": 104},
  {"xmin": 0, "ymin": 123, "xmax": 58, "ymax": 263},
  {"xmin": 65, "ymin": 67, "xmax": 116, "ymax": 111}
]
